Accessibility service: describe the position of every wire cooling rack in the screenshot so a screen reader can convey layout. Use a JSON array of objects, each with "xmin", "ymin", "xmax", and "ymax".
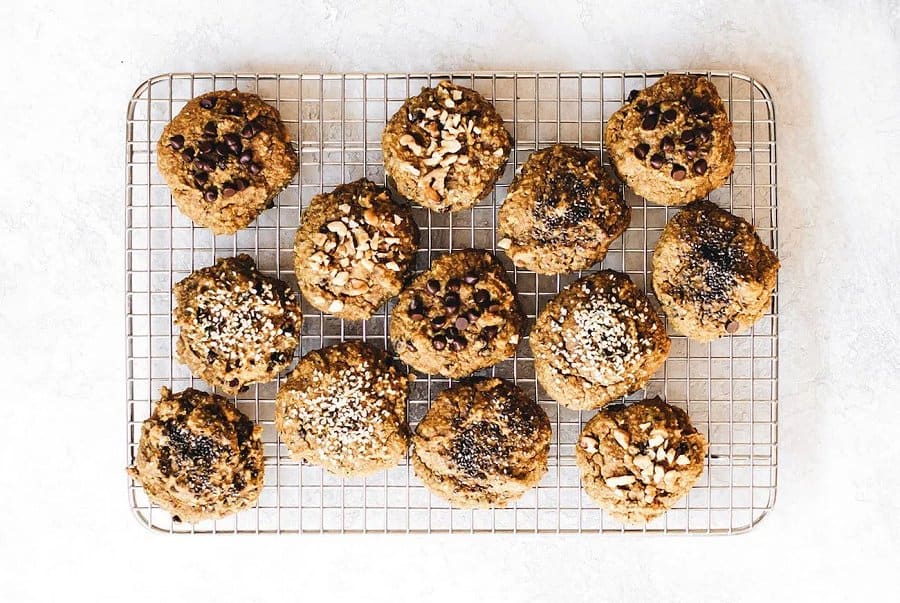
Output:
[{"xmin": 126, "ymin": 71, "xmax": 778, "ymax": 534}]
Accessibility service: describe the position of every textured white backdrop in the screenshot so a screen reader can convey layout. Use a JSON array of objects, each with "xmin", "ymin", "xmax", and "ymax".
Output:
[{"xmin": 1, "ymin": 1, "xmax": 898, "ymax": 601}]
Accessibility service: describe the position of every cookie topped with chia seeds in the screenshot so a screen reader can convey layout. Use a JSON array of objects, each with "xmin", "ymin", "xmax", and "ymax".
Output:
[
  {"xmin": 173, "ymin": 254, "xmax": 302, "ymax": 395},
  {"xmin": 652, "ymin": 200, "xmax": 779, "ymax": 341},
  {"xmin": 530, "ymin": 270, "xmax": 670, "ymax": 410},
  {"xmin": 497, "ymin": 144, "xmax": 631, "ymax": 274},
  {"xmin": 412, "ymin": 378, "xmax": 551, "ymax": 508},
  {"xmin": 157, "ymin": 89, "xmax": 298, "ymax": 234},
  {"xmin": 275, "ymin": 342, "xmax": 410, "ymax": 477},
  {"xmin": 294, "ymin": 179, "xmax": 419, "ymax": 320},
  {"xmin": 382, "ymin": 80, "xmax": 511, "ymax": 213}
]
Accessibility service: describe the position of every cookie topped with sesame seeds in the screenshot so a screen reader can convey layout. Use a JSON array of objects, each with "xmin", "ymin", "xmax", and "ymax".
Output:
[
  {"xmin": 127, "ymin": 387, "xmax": 265, "ymax": 523},
  {"xmin": 412, "ymin": 378, "xmax": 551, "ymax": 508},
  {"xmin": 497, "ymin": 144, "xmax": 631, "ymax": 274},
  {"xmin": 158, "ymin": 89, "xmax": 298, "ymax": 234},
  {"xmin": 382, "ymin": 80, "xmax": 511, "ymax": 213},
  {"xmin": 173, "ymin": 254, "xmax": 302, "ymax": 395},
  {"xmin": 605, "ymin": 74, "xmax": 735, "ymax": 206},
  {"xmin": 652, "ymin": 200, "xmax": 779, "ymax": 341},
  {"xmin": 275, "ymin": 341, "xmax": 410, "ymax": 477},
  {"xmin": 575, "ymin": 397, "xmax": 708, "ymax": 524},
  {"xmin": 294, "ymin": 179, "xmax": 419, "ymax": 320},
  {"xmin": 389, "ymin": 249, "xmax": 524, "ymax": 379},
  {"xmin": 530, "ymin": 270, "xmax": 670, "ymax": 410}
]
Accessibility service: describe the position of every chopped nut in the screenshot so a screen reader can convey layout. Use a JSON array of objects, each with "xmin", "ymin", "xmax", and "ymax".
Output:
[
  {"xmin": 632, "ymin": 455, "xmax": 652, "ymax": 470},
  {"xmin": 399, "ymin": 134, "xmax": 423, "ymax": 155},
  {"xmin": 423, "ymin": 184, "xmax": 441, "ymax": 204},
  {"xmin": 441, "ymin": 139, "xmax": 462, "ymax": 154},
  {"xmin": 456, "ymin": 155, "xmax": 469, "ymax": 165},
  {"xmin": 666, "ymin": 449, "xmax": 676, "ymax": 465},
  {"xmin": 327, "ymin": 300, "xmax": 344, "ymax": 313},
  {"xmin": 440, "ymin": 154, "xmax": 458, "ymax": 167},
  {"xmin": 443, "ymin": 98, "xmax": 455, "ymax": 108},
  {"xmin": 675, "ymin": 454, "xmax": 691, "ymax": 466},
  {"xmin": 497, "ymin": 237, "xmax": 512, "ymax": 250},
  {"xmin": 400, "ymin": 162, "xmax": 420, "ymax": 176},
  {"xmin": 579, "ymin": 435, "xmax": 598, "ymax": 454},
  {"xmin": 332, "ymin": 271, "xmax": 349, "ymax": 287},
  {"xmin": 393, "ymin": 214, "xmax": 403, "ymax": 225},
  {"xmin": 363, "ymin": 207, "xmax": 379, "ymax": 226},
  {"xmin": 605, "ymin": 475, "xmax": 636, "ymax": 488},
  {"xmin": 385, "ymin": 261, "xmax": 401, "ymax": 272},
  {"xmin": 359, "ymin": 258, "xmax": 375, "ymax": 272},
  {"xmin": 639, "ymin": 422, "xmax": 651, "ymax": 431},
  {"xmin": 345, "ymin": 279, "xmax": 368, "ymax": 296},
  {"xmin": 311, "ymin": 232, "xmax": 329, "ymax": 247},
  {"xmin": 451, "ymin": 88, "xmax": 463, "ymax": 101},
  {"xmin": 647, "ymin": 434, "xmax": 665, "ymax": 448},
  {"xmin": 612, "ymin": 429, "xmax": 629, "ymax": 449},
  {"xmin": 656, "ymin": 447, "xmax": 667, "ymax": 462},
  {"xmin": 338, "ymin": 203, "xmax": 351, "ymax": 214},
  {"xmin": 664, "ymin": 470, "xmax": 679, "ymax": 488},
  {"xmin": 653, "ymin": 465, "xmax": 665, "ymax": 484},
  {"xmin": 326, "ymin": 221, "xmax": 348, "ymax": 237},
  {"xmin": 509, "ymin": 334, "xmax": 520, "ymax": 345},
  {"xmin": 493, "ymin": 147, "xmax": 505, "ymax": 157}
]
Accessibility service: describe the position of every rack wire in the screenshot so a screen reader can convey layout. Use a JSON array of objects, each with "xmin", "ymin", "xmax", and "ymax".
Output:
[{"xmin": 126, "ymin": 71, "xmax": 778, "ymax": 534}]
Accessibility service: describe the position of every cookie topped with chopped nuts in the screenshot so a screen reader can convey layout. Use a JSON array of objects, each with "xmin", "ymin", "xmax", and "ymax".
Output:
[
  {"xmin": 382, "ymin": 80, "xmax": 511, "ymax": 213},
  {"xmin": 294, "ymin": 179, "xmax": 419, "ymax": 320},
  {"xmin": 389, "ymin": 249, "xmax": 524, "ymax": 378},
  {"xmin": 158, "ymin": 89, "xmax": 299, "ymax": 234},
  {"xmin": 652, "ymin": 200, "xmax": 779, "ymax": 341},
  {"xmin": 605, "ymin": 74, "xmax": 735, "ymax": 206},
  {"xmin": 127, "ymin": 387, "xmax": 265, "ymax": 523},
  {"xmin": 275, "ymin": 342, "xmax": 410, "ymax": 477},
  {"xmin": 412, "ymin": 378, "xmax": 551, "ymax": 508},
  {"xmin": 173, "ymin": 254, "xmax": 302, "ymax": 395},
  {"xmin": 497, "ymin": 144, "xmax": 631, "ymax": 274},
  {"xmin": 575, "ymin": 397, "xmax": 708, "ymax": 524},
  {"xmin": 530, "ymin": 270, "xmax": 670, "ymax": 410}
]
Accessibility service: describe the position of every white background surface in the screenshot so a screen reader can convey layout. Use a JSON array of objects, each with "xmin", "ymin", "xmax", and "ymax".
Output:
[{"xmin": 1, "ymin": 1, "xmax": 899, "ymax": 601}]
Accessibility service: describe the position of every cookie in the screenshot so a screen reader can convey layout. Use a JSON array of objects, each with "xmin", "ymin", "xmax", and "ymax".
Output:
[
  {"xmin": 127, "ymin": 387, "xmax": 264, "ymax": 523},
  {"xmin": 294, "ymin": 179, "xmax": 419, "ymax": 320},
  {"xmin": 604, "ymin": 74, "xmax": 735, "ymax": 206},
  {"xmin": 412, "ymin": 378, "xmax": 551, "ymax": 508},
  {"xmin": 173, "ymin": 254, "xmax": 302, "ymax": 395},
  {"xmin": 275, "ymin": 342, "xmax": 410, "ymax": 477},
  {"xmin": 575, "ymin": 397, "xmax": 708, "ymax": 524},
  {"xmin": 158, "ymin": 89, "xmax": 298, "ymax": 234},
  {"xmin": 530, "ymin": 270, "xmax": 670, "ymax": 410},
  {"xmin": 389, "ymin": 249, "xmax": 523, "ymax": 378},
  {"xmin": 497, "ymin": 144, "xmax": 631, "ymax": 274},
  {"xmin": 652, "ymin": 199, "xmax": 779, "ymax": 341},
  {"xmin": 382, "ymin": 80, "xmax": 511, "ymax": 213}
]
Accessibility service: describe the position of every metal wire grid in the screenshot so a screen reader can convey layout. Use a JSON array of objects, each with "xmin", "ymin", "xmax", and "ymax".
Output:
[{"xmin": 126, "ymin": 71, "xmax": 777, "ymax": 534}]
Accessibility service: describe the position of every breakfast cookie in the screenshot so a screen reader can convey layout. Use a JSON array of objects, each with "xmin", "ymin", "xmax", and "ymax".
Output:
[
  {"xmin": 497, "ymin": 144, "xmax": 630, "ymax": 274},
  {"xmin": 412, "ymin": 378, "xmax": 551, "ymax": 508},
  {"xmin": 652, "ymin": 199, "xmax": 779, "ymax": 341},
  {"xmin": 275, "ymin": 342, "xmax": 410, "ymax": 477},
  {"xmin": 173, "ymin": 254, "xmax": 302, "ymax": 395},
  {"xmin": 158, "ymin": 89, "xmax": 298, "ymax": 234},
  {"xmin": 389, "ymin": 249, "xmax": 523, "ymax": 378},
  {"xmin": 530, "ymin": 270, "xmax": 670, "ymax": 410},
  {"xmin": 605, "ymin": 74, "xmax": 735, "ymax": 206},
  {"xmin": 382, "ymin": 80, "xmax": 511, "ymax": 213},
  {"xmin": 127, "ymin": 387, "xmax": 264, "ymax": 523},
  {"xmin": 294, "ymin": 179, "xmax": 419, "ymax": 320},
  {"xmin": 575, "ymin": 397, "xmax": 708, "ymax": 524}
]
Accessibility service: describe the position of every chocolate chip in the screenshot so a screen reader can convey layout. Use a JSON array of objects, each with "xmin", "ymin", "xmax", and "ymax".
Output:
[
  {"xmin": 726, "ymin": 319, "xmax": 740, "ymax": 333},
  {"xmin": 181, "ymin": 148, "xmax": 195, "ymax": 162},
  {"xmin": 168, "ymin": 134, "xmax": 185, "ymax": 150},
  {"xmin": 635, "ymin": 100, "xmax": 647, "ymax": 113},
  {"xmin": 696, "ymin": 128, "xmax": 711, "ymax": 143},
  {"xmin": 649, "ymin": 153, "xmax": 666, "ymax": 169},
  {"xmin": 204, "ymin": 188, "xmax": 218, "ymax": 202},
  {"xmin": 270, "ymin": 352, "xmax": 286, "ymax": 364},
  {"xmin": 197, "ymin": 140, "xmax": 214, "ymax": 154},
  {"xmin": 488, "ymin": 303, "xmax": 501, "ymax": 313},
  {"xmin": 228, "ymin": 378, "xmax": 239, "ymax": 388},
  {"xmin": 465, "ymin": 309, "xmax": 481, "ymax": 323},
  {"xmin": 409, "ymin": 309, "xmax": 425, "ymax": 321},
  {"xmin": 239, "ymin": 385, "xmax": 250, "ymax": 393},
  {"xmin": 446, "ymin": 326, "xmax": 460, "ymax": 338},
  {"xmin": 407, "ymin": 111, "xmax": 417, "ymax": 122},
  {"xmin": 446, "ymin": 278, "xmax": 461, "ymax": 293},
  {"xmin": 684, "ymin": 143, "xmax": 698, "ymax": 159},
  {"xmin": 203, "ymin": 121, "xmax": 217, "ymax": 135},
  {"xmin": 645, "ymin": 104, "xmax": 660, "ymax": 116},
  {"xmin": 627, "ymin": 89, "xmax": 639, "ymax": 103},
  {"xmin": 693, "ymin": 159, "xmax": 708, "ymax": 175},
  {"xmin": 227, "ymin": 102, "xmax": 244, "ymax": 116},
  {"xmin": 234, "ymin": 178, "xmax": 248, "ymax": 192},
  {"xmin": 463, "ymin": 272, "xmax": 479, "ymax": 285},
  {"xmin": 431, "ymin": 336, "xmax": 447, "ymax": 351},
  {"xmin": 661, "ymin": 108, "xmax": 677, "ymax": 124},
  {"xmin": 687, "ymin": 96, "xmax": 704, "ymax": 113},
  {"xmin": 449, "ymin": 337, "xmax": 467, "ymax": 352},
  {"xmin": 409, "ymin": 296, "xmax": 425, "ymax": 313},
  {"xmin": 221, "ymin": 183, "xmax": 237, "ymax": 197},
  {"xmin": 473, "ymin": 289, "xmax": 491, "ymax": 309},
  {"xmin": 426, "ymin": 279, "xmax": 441, "ymax": 295},
  {"xmin": 480, "ymin": 325, "xmax": 499, "ymax": 341},
  {"xmin": 206, "ymin": 350, "xmax": 217, "ymax": 363},
  {"xmin": 217, "ymin": 159, "xmax": 228, "ymax": 170},
  {"xmin": 239, "ymin": 151, "xmax": 253, "ymax": 165},
  {"xmin": 193, "ymin": 171, "xmax": 209, "ymax": 185},
  {"xmin": 249, "ymin": 162, "xmax": 263, "ymax": 175},
  {"xmin": 241, "ymin": 118, "xmax": 262, "ymax": 138},
  {"xmin": 454, "ymin": 315, "xmax": 470, "ymax": 330},
  {"xmin": 671, "ymin": 165, "xmax": 687, "ymax": 180},
  {"xmin": 200, "ymin": 97, "xmax": 216, "ymax": 109},
  {"xmin": 224, "ymin": 133, "xmax": 242, "ymax": 154},
  {"xmin": 680, "ymin": 129, "xmax": 696, "ymax": 144},
  {"xmin": 660, "ymin": 136, "xmax": 675, "ymax": 153},
  {"xmin": 215, "ymin": 141, "xmax": 231, "ymax": 157},
  {"xmin": 633, "ymin": 143, "xmax": 650, "ymax": 160},
  {"xmin": 430, "ymin": 316, "xmax": 446, "ymax": 328},
  {"xmin": 443, "ymin": 292, "xmax": 461, "ymax": 309},
  {"xmin": 641, "ymin": 113, "xmax": 659, "ymax": 131}
]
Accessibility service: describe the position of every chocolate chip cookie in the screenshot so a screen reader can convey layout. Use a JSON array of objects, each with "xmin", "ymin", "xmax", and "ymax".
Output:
[
  {"xmin": 275, "ymin": 342, "xmax": 410, "ymax": 477},
  {"xmin": 497, "ymin": 144, "xmax": 631, "ymax": 274},
  {"xmin": 412, "ymin": 378, "xmax": 551, "ymax": 508},
  {"xmin": 652, "ymin": 199, "xmax": 779, "ymax": 341},
  {"xmin": 294, "ymin": 179, "xmax": 419, "ymax": 320},
  {"xmin": 530, "ymin": 270, "xmax": 670, "ymax": 410},
  {"xmin": 605, "ymin": 74, "xmax": 735, "ymax": 206},
  {"xmin": 382, "ymin": 80, "xmax": 511, "ymax": 213},
  {"xmin": 389, "ymin": 249, "xmax": 523, "ymax": 378},
  {"xmin": 158, "ymin": 90, "xmax": 298, "ymax": 234},
  {"xmin": 173, "ymin": 254, "xmax": 302, "ymax": 395},
  {"xmin": 127, "ymin": 387, "xmax": 264, "ymax": 523},
  {"xmin": 576, "ymin": 397, "xmax": 708, "ymax": 524}
]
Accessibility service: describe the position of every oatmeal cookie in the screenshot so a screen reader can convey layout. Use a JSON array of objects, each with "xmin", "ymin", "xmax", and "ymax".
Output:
[
  {"xmin": 294, "ymin": 179, "xmax": 419, "ymax": 320},
  {"xmin": 530, "ymin": 270, "xmax": 670, "ymax": 410},
  {"xmin": 575, "ymin": 397, "xmax": 708, "ymax": 523},
  {"xmin": 497, "ymin": 144, "xmax": 630, "ymax": 274},
  {"xmin": 605, "ymin": 74, "xmax": 735, "ymax": 206},
  {"xmin": 382, "ymin": 80, "xmax": 511, "ymax": 213},
  {"xmin": 652, "ymin": 199, "xmax": 779, "ymax": 341},
  {"xmin": 158, "ymin": 89, "xmax": 298, "ymax": 234},
  {"xmin": 127, "ymin": 387, "xmax": 264, "ymax": 523},
  {"xmin": 173, "ymin": 254, "xmax": 302, "ymax": 395},
  {"xmin": 275, "ymin": 342, "xmax": 410, "ymax": 477},
  {"xmin": 389, "ymin": 249, "xmax": 523, "ymax": 378},
  {"xmin": 412, "ymin": 378, "xmax": 551, "ymax": 508}
]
